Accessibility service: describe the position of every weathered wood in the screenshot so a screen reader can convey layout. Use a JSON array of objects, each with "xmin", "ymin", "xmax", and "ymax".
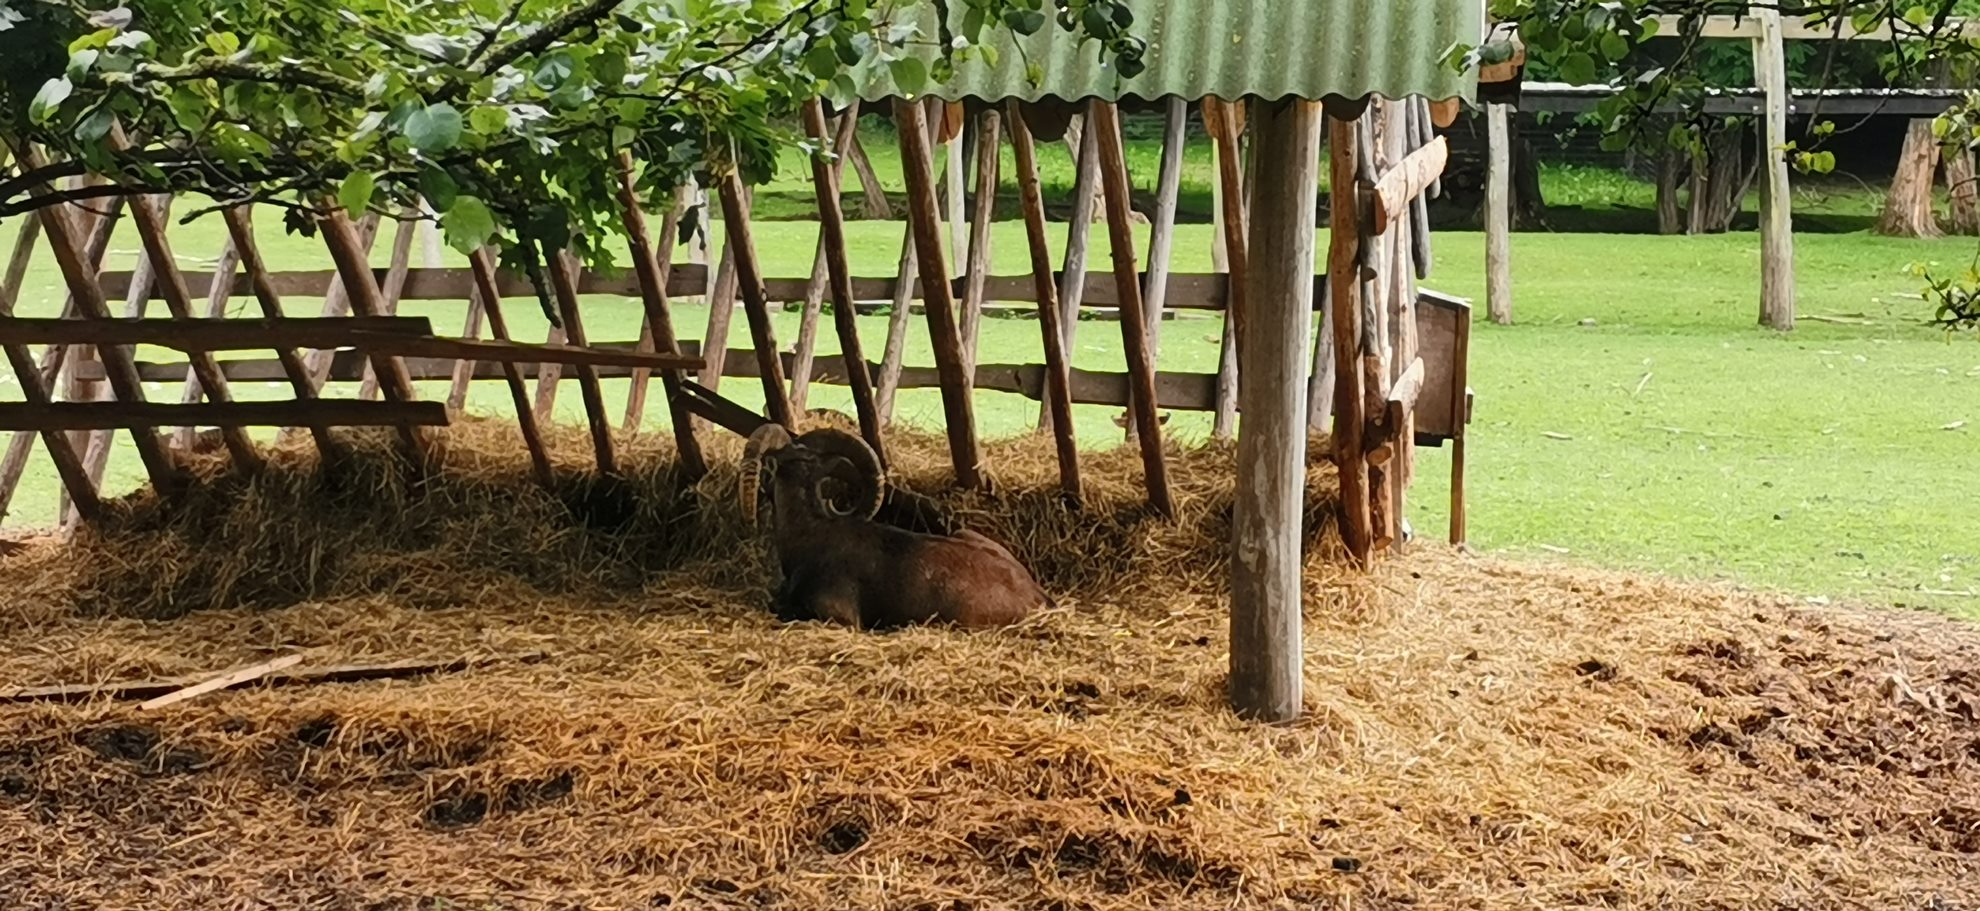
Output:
[
  {"xmin": 674, "ymin": 378, "xmax": 771, "ymax": 439},
  {"xmin": 1127, "ymin": 96, "xmax": 1187, "ymax": 443},
  {"xmin": 357, "ymin": 331, "xmax": 703, "ymax": 370},
  {"xmin": 1, "ymin": 653, "xmax": 539, "ymax": 704},
  {"xmin": 616, "ymin": 157, "xmax": 705, "ymax": 477},
  {"xmin": 68, "ymin": 192, "xmax": 167, "ymax": 523},
  {"xmin": 446, "ymin": 281, "xmax": 487, "ymax": 415},
  {"xmin": 1325, "ymin": 111, "xmax": 1374, "ymax": 564},
  {"xmin": 1448, "ymin": 320, "xmax": 1472, "ymax": 548},
  {"xmin": 467, "ymin": 249, "xmax": 554, "ymax": 487},
  {"xmin": 696, "ymin": 219, "xmax": 742, "ymax": 392},
  {"xmin": 302, "ymin": 213, "xmax": 382, "ymax": 387},
  {"xmin": 1208, "ymin": 98, "xmax": 1250, "ymax": 440},
  {"xmin": 842, "ymin": 129, "xmax": 895, "ymax": 219},
  {"xmin": 316, "ymin": 205, "xmax": 426, "ymax": 454},
  {"xmin": 946, "ymin": 116, "xmax": 969, "ymax": 270},
  {"xmin": 0, "ymin": 400, "xmax": 449, "ymax": 432},
  {"xmin": 1007, "ymin": 102, "xmax": 1083, "ymax": 503},
  {"xmin": 1090, "ymin": 101, "xmax": 1174, "ymax": 518},
  {"xmin": 894, "ymin": 98, "xmax": 984, "ymax": 489},
  {"xmin": 20, "ymin": 154, "xmax": 179, "ymax": 495},
  {"xmin": 1230, "ymin": 97, "xmax": 1323, "ymax": 724},
  {"xmin": 802, "ymin": 98, "xmax": 887, "ymax": 464},
  {"xmin": 1366, "ymin": 136, "xmax": 1449, "ymax": 236},
  {"xmin": 1485, "ymin": 103, "xmax": 1514, "ymax": 325},
  {"xmin": 358, "ymin": 213, "xmax": 421, "ymax": 400},
  {"xmin": 138, "ymin": 654, "xmax": 306, "ymax": 711},
  {"xmin": 1368, "ymin": 357, "xmax": 1427, "ymax": 466},
  {"xmin": 546, "ymin": 250, "xmax": 618, "ymax": 473},
  {"xmin": 1755, "ymin": 9, "xmax": 1797, "ymax": 330},
  {"xmin": 716, "ymin": 169, "xmax": 795, "ymax": 429},
  {"xmin": 873, "ymin": 220, "xmax": 919, "ymax": 422},
  {"xmin": 789, "ymin": 102, "xmax": 862, "ymax": 411},
  {"xmin": 960, "ymin": 109, "xmax": 1002, "ymax": 373},
  {"xmin": 1039, "ymin": 125, "xmax": 1100, "ymax": 432},
  {"xmin": 218, "ymin": 206, "xmax": 344, "ymax": 460},
  {"xmin": 171, "ymin": 235, "xmax": 243, "ymax": 451},
  {"xmin": 0, "ymin": 176, "xmax": 103, "ymax": 522},
  {"xmin": 0, "ymin": 316, "xmax": 434, "ymax": 349},
  {"xmin": 623, "ymin": 185, "xmax": 689, "ymax": 433}
]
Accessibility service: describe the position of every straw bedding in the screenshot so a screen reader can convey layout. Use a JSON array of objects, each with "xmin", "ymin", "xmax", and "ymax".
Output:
[{"xmin": 0, "ymin": 418, "xmax": 1976, "ymax": 910}]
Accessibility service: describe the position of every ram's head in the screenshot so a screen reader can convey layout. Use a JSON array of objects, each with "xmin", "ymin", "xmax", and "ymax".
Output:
[{"xmin": 738, "ymin": 425, "xmax": 885, "ymax": 527}]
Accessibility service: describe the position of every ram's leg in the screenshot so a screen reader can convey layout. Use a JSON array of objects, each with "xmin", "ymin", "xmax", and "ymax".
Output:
[
  {"xmin": 771, "ymin": 565, "xmax": 814, "ymax": 622},
  {"xmin": 806, "ymin": 578, "xmax": 864, "ymax": 631}
]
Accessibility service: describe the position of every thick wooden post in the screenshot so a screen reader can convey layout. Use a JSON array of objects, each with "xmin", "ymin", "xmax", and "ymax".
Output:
[
  {"xmin": 715, "ymin": 169, "xmax": 795, "ymax": 430},
  {"xmin": 1326, "ymin": 111, "xmax": 1374, "ymax": 565},
  {"xmin": 1089, "ymin": 101, "xmax": 1174, "ymax": 518},
  {"xmin": 616, "ymin": 155, "xmax": 706, "ymax": 478},
  {"xmin": 217, "ymin": 207, "xmax": 342, "ymax": 460},
  {"xmin": 545, "ymin": 250, "xmax": 619, "ymax": 473},
  {"xmin": 1008, "ymin": 101, "xmax": 1083, "ymax": 503},
  {"xmin": 467, "ymin": 250, "xmax": 555, "ymax": 487},
  {"xmin": 1485, "ymin": 103, "xmax": 1514, "ymax": 325},
  {"xmin": 801, "ymin": 98, "xmax": 887, "ymax": 464},
  {"xmin": 1755, "ymin": 8, "xmax": 1796, "ymax": 330},
  {"xmin": 893, "ymin": 98, "xmax": 983, "ymax": 489},
  {"xmin": 1230, "ymin": 97, "xmax": 1323, "ymax": 723},
  {"xmin": 1127, "ymin": 97, "xmax": 1186, "ymax": 442}
]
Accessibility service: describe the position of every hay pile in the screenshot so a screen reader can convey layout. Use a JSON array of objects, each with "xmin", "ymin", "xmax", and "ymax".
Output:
[{"xmin": 1, "ymin": 420, "xmax": 1977, "ymax": 910}]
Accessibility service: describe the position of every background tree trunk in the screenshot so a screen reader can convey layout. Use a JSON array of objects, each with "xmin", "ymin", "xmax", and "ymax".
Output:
[
  {"xmin": 1878, "ymin": 119, "xmax": 1943, "ymax": 238},
  {"xmin": 1656, "ymin": 146, "xmax": 1685, "ymax": 235},
  {"xmin": 1945, "ymin": 145, "xmax": 1979, "ymax": 235}
]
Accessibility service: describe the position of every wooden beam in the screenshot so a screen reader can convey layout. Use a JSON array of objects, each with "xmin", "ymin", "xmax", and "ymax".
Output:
[
  {"xmin": 802, "ymin": 98, "xmax": 888, "ymax": 465},
  {"xmin": 170, "ymin": 233, "xmax": 243, "ymax": 452},
  {"xmin": 546, "ymin": 250, "xmax": 618, "ymax": 473},
  {"xmin": 616, "ymin": 156, "xmax": 706, "ymax": 478},
  {"xmin": 1230, "ymin": 97, "xmax": 1324, "ymax": 723},
  {"xmin": 2, "ymin": 653, "xmax": 542, "ymax": 704},
  {"xmin": 316, "ymin": 205, "xmax": 426, "ymax": 455},
  {"xmin": 1089, "ymin": 101, "xmax": 1174, "ymax": 518},
  {"xmin": 1325, "ymin": 111, "xmax": 1374, "ymax": 565},
  {"xmin": 353, "ymin": 331, "xmax": 704, "ymax": 371},
  {"xmin": 1755, "ymin": 8, "xmax": 1796, "ymax": 331},
  {"xmin": 358, "ymin": 212, "xmax": 421, "ymax": 401},
  {"xmin": 789, "ymin": 101, "xmax": 862, "ymax": 411},
  {"xmin": 467, "ymin": 249, "xmax": 555, "ymax": 487},
  {"xmin": 301, "ymin": 212, "xmax": 382, "ymax": 388},
  {"xmin": 894, "ymin": 98, "xmax": 984, "ymax": 489},
  {"xmin": 695, "ymin": 211, "xmax": 743, "ymax": 395},
  {"xmin": 1485, "ymin": 103, "xmax": 1514, "ymax": 325},
  {"xmin": 0, "ymin": 182, "xmax": 103, "ymax": 523},
  {"xmin": 0, "ymin": 316, "xmax": 435, "ymax": 349},
  {"xmin": 715, "ymin": 168, "xmax": 795, "ymax": 429},
  {"xmin": 674, "ymin": 379, "xmax": 772, "ymax": 439},
  {"xmin": 138, "ymin": 654, "xmax": 305, "ymax": 711},
  {"xmin": 873, "ymin": 220, "xmax": 919, "ymax": 422},
  {"xmin": 219, "ymin": 207, "xmax": 345, "ymax": 460},
  {"xmin": 1365, "ymin": 136, "xmax": 1449, "ymax": 236},
  {"xmin": 0, "ymin": 400, "xmax": 450, "ymax": 432},
  {"xmin": 1007, "ymin": 101, "xmax": 1082, "ymax": 504}
]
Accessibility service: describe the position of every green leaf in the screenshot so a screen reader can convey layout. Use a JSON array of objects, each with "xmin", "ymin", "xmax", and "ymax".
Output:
[
  {"xmin": 418, "ymin": 163, "xmax": 458, "ymax": 211},
  {"xmin": 1025, "ymin": 61, "xmax": 1045, "ymax": 86},
  {"xmin": 405, "ymin": 103, "xmax": 464, "ymax": 153},
  {"xmin": 28, "ymin": 78, "xmax": 73, "ymax": 125},
  {"xmin": 961, "ymin": 6, "xmax": 986, "ymax": 40},
  {"xmin": 206, "ymin": 31, "xmax": 240, "ymax": 56},
  {"xmin": 1560, "ymin": 52, "xmax": 1598, "ymax": 86},
  {"xmin": 1599, "ymin": 31, "xmax": 1628, "ymax": 62},
  {"xmin": 805, "ymin": 42, "xmax": 839, "ymax": 79},
  {"xmin": 1636, "ymin": 17, "xmax": 1660, "ymax": 41},
  {"xmin": 468, "ymin": 105, "xmax": 510, "ymax": 135},
  {"xmin": 1004, "ymin": 8, "xmax": 1047, "ymax": 35},
  {"xmin": 532, "ymin": 50, "xmax": 577, "ymax": 91},
  {"xmin": 593, "ymin": 50, "xmax": 628, "ymax": 87},
  {"xmin": 888, "ymin": 56, "xmax": 927, "ymax": 94},
  {"xmin": 66, "ymin": 49, "xmax": 99, "ymax": 82},
  {"xmin": 443, "ymin": 195, "xmax": 498, "ymax": 253},
  {"xmin": 75, "ymin": 106, "xmax": 116, "ymax": 143},
  {"xmin": 613, "ymin": 125, "xmax": 636, "ymax": 149},
  {"xmin": 338, "ymin": 170, "xmax": 377, "ymax": 215}
]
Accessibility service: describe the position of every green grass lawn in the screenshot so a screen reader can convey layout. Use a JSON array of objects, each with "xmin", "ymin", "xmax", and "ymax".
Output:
[{"xmin": 2, "ymin": 140, "xmax": 1977, "ymax": 618}]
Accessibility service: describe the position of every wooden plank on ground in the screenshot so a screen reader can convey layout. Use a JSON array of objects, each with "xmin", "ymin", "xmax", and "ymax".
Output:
[
  {"xmin": 138, "ymin": 654, "xmax": 305, "ymax": 711},
  {"xmin": 2, "ymin": 653, "xmax": 546, "ymax": 704}
]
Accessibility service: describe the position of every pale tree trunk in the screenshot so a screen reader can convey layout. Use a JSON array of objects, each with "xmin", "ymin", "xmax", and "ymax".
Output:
[
  {"xmin": 1878, "ymin": 119, "xmax": 1944, "ymax": 238},
  {"xmin": 1656, "ymin": 144, "xmax": 1685, "ymax": 235},
  {"xmin": 1945, "ymin": 145, "xmax": 1979, "ymax": 235}
]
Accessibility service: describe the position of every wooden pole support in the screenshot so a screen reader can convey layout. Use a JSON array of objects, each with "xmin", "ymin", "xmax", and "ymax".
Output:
[
  {"xmin": 1755, "ymin": 7, "xmax": 1797, "ymax": 330},
  {"xmin": 790, "ymin": 101, "xmax": 862, "ymax": 411},
  {"xmin": 616, "ymin": 155, "xmax": 707, "ymax": 478},
  {"xmin": 893, "ymin": 98, "xmax": 984, "ymax": 489},
  {"xmin": 1364, "ymin": 136, "xmax": 1449, "ymax": 236},
  {"xmin": 714, "ymin": 167, "xmax": 795, "ymax": 429},
  {"xmin": 1208, "ymin": 98, "xmax": 1251, "ymax": 440},
  {"xmin": 1485, "ymin": 103, "xmax": 1514, "ymax": 326},
  {"xmin": 217, "ymin": 206, "xmax": 345, "ymax": 460},
  {"xmin": 960, "ymin": 109, "xmax": 1002, "ymax": 373},
  {"xmin": 1089, "ymin": 101, "xmax": 1175, "ymax": 518},
  {"xmin": 1325, "ymin": 112, "xmax": 1375, "ymax": 565},
  {"xmin": 801, "ymin": 98, "xmax": 888, "ymax": 464},
  {"xmin": 316, "ymin": 205, "xmax": 426, "ymax": 456},
  {"xmin": 624, "ymin": 185, "xmax": 689, "ymax": 432},
  {"xmin": 467, "ymin": 249, "xmax": 556, "ymax": 487},
  {"xmin": 1230, "ymin": 97, "xmax": 1324, "ymax": 723},
  {"xmin": 546, "ymin": 251, "xmax": 619, "ymax": 474},
  {"xmin": 1007, "ymin": 101, "xmax": 1083, "ymax": 504},
  {"xmin": 1128, "ymin": 97, "xmax": 1187, "ymax": 442}
]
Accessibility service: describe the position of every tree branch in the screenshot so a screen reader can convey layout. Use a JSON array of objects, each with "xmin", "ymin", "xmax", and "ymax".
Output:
[{"xmin": 108, "ymin": 58, "xmax": 365, "ymax": 99}]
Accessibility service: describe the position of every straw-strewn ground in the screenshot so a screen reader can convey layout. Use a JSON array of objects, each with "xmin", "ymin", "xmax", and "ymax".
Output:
[{"xmin": 1, "ymin": 420, "xmax": 1976, "ymax": 910}]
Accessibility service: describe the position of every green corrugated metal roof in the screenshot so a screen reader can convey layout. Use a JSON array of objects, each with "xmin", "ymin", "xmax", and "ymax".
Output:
[{"xmin": 850, "ymin": 0, "xmax": 1483, "ymax": 105}]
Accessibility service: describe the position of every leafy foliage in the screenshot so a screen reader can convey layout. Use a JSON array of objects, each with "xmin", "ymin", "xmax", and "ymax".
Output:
[{"xmin": 0, "ymin": 0, "xmax": 1144, "ymax": 317}]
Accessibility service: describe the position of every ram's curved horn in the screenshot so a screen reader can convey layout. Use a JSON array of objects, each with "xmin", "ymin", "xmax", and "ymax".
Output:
[
  {"xmin": 796, "ymin": 427, "xmax": 883, "ymax": 519},
  {"xmin": 739, "ymin": 424, "xmax": 793, "ymax": 526}
]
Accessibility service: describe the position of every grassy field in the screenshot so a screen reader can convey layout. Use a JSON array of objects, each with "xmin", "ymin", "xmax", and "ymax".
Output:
[{"xmin": 2, "ymin": 132, "xmax": 1976, "ymax": 617}]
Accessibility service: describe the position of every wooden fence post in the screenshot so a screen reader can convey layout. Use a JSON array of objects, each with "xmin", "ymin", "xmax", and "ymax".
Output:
[
  {"xmin": 790, "ymin": 101, "xmax": 862, "ymax": 410},
  {"xmin": 960, "ymin": 109, "xmax": 1001, "ymax": 373},
  {"xmin": 1007, "ymin": 101, "xmax": 1082, "ymax": 503},
  {"xmin": 716, "ymin": 168, "xmax": 795, "ymax": 429},
  {"xmin": 1755, "ymin": 7, "xmax": 1797, "ymax": 330},
  {"xmin": 466, "ymin": 249, "xmax": 555, "ymax": 487},
  {"xmin": 623, "ymin": 184, "xmax": 690, "ymax": 433},
  {"xmin": 1230, "ymin": 97, "xmax": 1323, "ymax": 723},
  {"xmin": 1037, "ymin": 125, "xmax": 1099, "ymax": 433},
  {"xmin": 316, "ymin": 206, "xmax": 426, "ymax": 456},
  {"xmin": 1485, "ymin": 102, "xmax": 1514, "ymax": 325},
  {"xmin": 801, "ymin": 98, "xmax": 888, "ymax": 463},
  {"xmin": 1126, "ymin": 97, "xmax": 1186, "ymax": 442},
  {"xmin": 1208, "ymin": 98, "xmax": 1251, "ymax": 440},
  {"xmin": 1325, "ymin": 110, "xmax": 1374, "ymax": 565},
  {"xmin": 216, "ymin": 206, "xmax": 344, "ymax": 461},
  {"xmin": 1089, "ymin": 101, "xmax": 1174, "ymax": 518},
  {"xmin": 616, "ymin": 155, "xmax": 707, "ymax": 478},
  {"xmin": 893, "ymin": 98, "xmax": 983, "ymax": 489}
]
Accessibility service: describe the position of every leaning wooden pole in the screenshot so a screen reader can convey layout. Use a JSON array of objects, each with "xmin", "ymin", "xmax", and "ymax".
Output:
[
  {"xmin": 467, "ymin": 249, "xmax": 555, "ymax": 487},
  {"xmin": 960, "ymin": 109, "xmax": 1001, "ymax": 373},
  {"xmin": 801, "ymin": 98, "xmax": 887, "ymax": 464},
  {"xmin": 1089, "ymin": 101, "xmax": 1174, "ymax": 518},
  {"xmin": 1325, "ymin": 111, "xmax": 1375, "ymax": 565},
  {"xmin": 1126, "ymin": 97, "xmax": 1186, "ymax": 442},
  {"xmin": 1230, "ymin": 96, "xmax": 1324, "ymax": 723},
  {"xmin": 715, "ymin": 169, "xmax": 796, "ymax": 430},
  {"xmin": 615, "ymin": 154, "xmax": 707, "ymax": 478},
  {"xmin": 790, "ymin": 101, "xmax": 862, "ymax": 411},
  {"xmin": 317, "ymin": 205, "xmax": 426, "ymax": 456},
  {"xmin": 894, "ymin": 98, "xmax": 984, "ymax": 489},
  {"xmin": 0, "ymin": 198, "xmax": 100, "ymax": 522},
  {"xmin": 217, "ymin": 206, "xmax": 343, "ymax": 460},
  {"xmin": 1037, "ymin": 126, "xmax": 1100, "ymax": 432},
  {"xmin": 1208, "ymin": 98, "xmax": 1251, "ymax": 440},
  {"xmin": 545, "ymin": 250, "xmax": 619, "ymax": 473},
  {"xmin": 170, "ymin": 233, "xmax": 242, "ymax": 452},
  {"xmin": 1007, "ymin": 102, "xmax": 1083, "ymax": 503},
  {"xmin": 623, "ymin": 185, "xmax": 689, "ymax": 432}
]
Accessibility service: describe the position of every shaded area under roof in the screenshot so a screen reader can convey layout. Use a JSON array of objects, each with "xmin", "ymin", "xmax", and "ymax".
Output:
[{"xmin": 849, "ymin": 0, "xmax": 1484, "ymax": 106}]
